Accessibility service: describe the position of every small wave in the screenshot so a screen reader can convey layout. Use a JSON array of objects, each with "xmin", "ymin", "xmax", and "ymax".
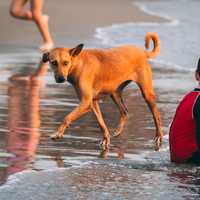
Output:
[
  {"xmin": 151, "ymin": 59, "xmax": 194, "ymax": 73},
  {"xmin": 133, "ymin": 1, "xmax": 179, "ymax": 26},
  {"xmin": 94, "ymin": 0, "xmax": 198, "ymax": 74},
  {"xmin": 95, "ymin": 0, "xmax": 179, "ymax": 46}
]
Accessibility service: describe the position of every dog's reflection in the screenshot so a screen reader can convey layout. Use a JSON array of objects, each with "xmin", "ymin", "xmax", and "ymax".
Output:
[
  {"xmin": 100, "ymin": 145, "xmax": 125, "ymax": 159},
  {"xmin": 51, "ymin": 146, "xmax": 125, "ymax": 168}
]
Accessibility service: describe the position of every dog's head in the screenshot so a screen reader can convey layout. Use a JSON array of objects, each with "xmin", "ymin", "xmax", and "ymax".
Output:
[{"xmin": 42, "ymin": 44, "xmax": 84, "ymax": 83}]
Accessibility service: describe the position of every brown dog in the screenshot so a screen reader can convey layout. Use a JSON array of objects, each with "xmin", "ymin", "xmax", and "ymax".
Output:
[{"xmin": 42, "ymin": 32, "xmax": 163, "ymax": 151}]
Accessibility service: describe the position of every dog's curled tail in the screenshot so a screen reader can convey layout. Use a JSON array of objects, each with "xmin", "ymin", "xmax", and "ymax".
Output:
[{"xmin": 145, "ymin": 32, "xmax": 160, "ymax": 59}]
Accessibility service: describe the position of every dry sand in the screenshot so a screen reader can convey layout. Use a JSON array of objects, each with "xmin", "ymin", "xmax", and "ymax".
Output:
[{"xmin": 0, "ymin": 0, "xmax": 166, "ymax": 49}]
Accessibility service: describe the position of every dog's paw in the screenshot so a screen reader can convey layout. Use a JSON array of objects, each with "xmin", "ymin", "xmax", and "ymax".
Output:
[
  {"xmin": 154, "ymin": 136, "xmax": 162, "ymax": 151},
  {"xmin": 99, "ymin": 138, "xmax": 110, "ymax": 151},
  {"xmin": 112, "ymin": 131, "xmax": 122, "ymax": 137},
  {"xmin": 50, "ymin": 132, "xmax": 63, "ymax": 140}
]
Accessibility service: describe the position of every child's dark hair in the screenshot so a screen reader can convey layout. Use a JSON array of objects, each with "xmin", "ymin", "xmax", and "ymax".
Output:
[{"xmin": 197, "ymin": 58, "xmax": 200, "ymax": 75}]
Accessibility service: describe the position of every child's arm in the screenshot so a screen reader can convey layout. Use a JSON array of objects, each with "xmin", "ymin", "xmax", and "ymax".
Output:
[{"xmin": 193, "ymin": 95, "xmax": 200, "ymax": 148}]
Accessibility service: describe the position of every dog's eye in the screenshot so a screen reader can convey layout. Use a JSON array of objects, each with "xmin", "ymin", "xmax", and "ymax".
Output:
[
  {"xmin": 51, "ymin": 60, "xmax": 58, "ymax": 66},
  {"xmin": 63, "ymin": 61, "xmax": 69, "ymax": 66}
]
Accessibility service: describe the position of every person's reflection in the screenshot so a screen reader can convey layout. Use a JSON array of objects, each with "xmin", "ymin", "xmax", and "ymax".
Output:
[{"xmin": 5, "ymin": 62, "xmax": 47, "ymax": 177}]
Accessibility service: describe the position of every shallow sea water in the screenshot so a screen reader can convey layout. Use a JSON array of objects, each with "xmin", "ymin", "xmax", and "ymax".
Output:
[{"xmin": 0, "ymin": 0, "xmax": 200, "ymax": 199}]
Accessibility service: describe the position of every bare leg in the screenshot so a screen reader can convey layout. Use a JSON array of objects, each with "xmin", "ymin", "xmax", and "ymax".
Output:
[
  {"xmin": 10, "ymin": 0, "xmax": 54, "ymax": 51},
  {"xmin": 92, "ymin": 100, "xmax": 110, "ymax": 150},
  {"xmin": 10, "ymin": 0, "xmax": 32, "ymax": 20},
  {"xmin": 31, "ymin": 0, "xmax": 53, "ymax": 51},
  {"xmin": 111, "ymin": 92, "xmax": 128, "ymax": 136}
]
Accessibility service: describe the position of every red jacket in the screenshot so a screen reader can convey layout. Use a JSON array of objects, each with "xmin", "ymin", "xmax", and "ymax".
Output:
[{"xmin": 169, "ymin": 89, "xmax": 200, "ymax": 163}]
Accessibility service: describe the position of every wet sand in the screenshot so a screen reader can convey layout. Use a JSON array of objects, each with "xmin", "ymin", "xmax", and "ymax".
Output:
[{"xmin": 0, "ymin": 61, "xmax": 196, "ymax": 199}]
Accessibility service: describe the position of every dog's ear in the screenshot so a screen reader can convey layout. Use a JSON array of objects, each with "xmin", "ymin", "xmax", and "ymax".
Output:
[
  {"xmin": 69, "ymin": 44, "xmax": 84, "ymax": 57},
  {"xmin": 42, "ymin": 52, "xmax": 50, "ymax": 63}
]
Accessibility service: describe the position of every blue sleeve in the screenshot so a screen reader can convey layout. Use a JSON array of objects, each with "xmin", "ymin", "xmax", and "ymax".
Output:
[{"xmin": 193, "ymin": 95, "xmax": 200, "ymax": 149}]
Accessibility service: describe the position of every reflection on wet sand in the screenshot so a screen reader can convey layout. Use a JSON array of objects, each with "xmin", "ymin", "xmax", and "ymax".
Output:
[
  {"xmin": 0, "ymin": 62, "xmax": 48, "ymax": 184},
  {"xmin": 99, "ymin": 149, "xmax": 123, "ymax": 160}
]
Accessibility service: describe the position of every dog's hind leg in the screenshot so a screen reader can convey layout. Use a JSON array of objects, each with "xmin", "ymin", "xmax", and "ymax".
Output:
[
  {"xmin": 92, "ymin": 100, "xmax": 110, "ymax": 151},
  {"xmin": 137, "ymin": 66, "xmax": 163, "ymax": 151},
  {"xmin": 111, "ymin": 92, "xmax": 128, "ymax": 137}
]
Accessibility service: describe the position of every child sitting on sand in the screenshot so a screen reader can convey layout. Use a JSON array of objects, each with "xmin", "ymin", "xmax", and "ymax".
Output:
[
  {"xmin": 10, "ymin": 0, "xmax": 54, "ymax": 52},
  {"xmin": 169, "ymin": 59, "xmax": 200, "ymax": 164}
]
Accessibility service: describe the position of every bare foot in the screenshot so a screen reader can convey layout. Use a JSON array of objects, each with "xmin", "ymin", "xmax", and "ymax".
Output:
[
  {"xmin": 39, "ymin": 15, "xmax": 54, "ymax": 52},
  {"xmin": 43, "ymin": 15, "xmax": 49, "ymax": 22},
  {"xmin": 39, "ymin": 42, "xmax": 54, "ymax": 52}
]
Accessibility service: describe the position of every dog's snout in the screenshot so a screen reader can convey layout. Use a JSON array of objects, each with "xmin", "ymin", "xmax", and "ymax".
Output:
[{"xmin": 55, "ymin": 75, "xmax": 66, "ymax": 83}]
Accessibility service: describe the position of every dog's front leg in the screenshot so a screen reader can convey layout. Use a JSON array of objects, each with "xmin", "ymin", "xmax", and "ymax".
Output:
[{"xmin": 51, "ymin": 98, "xmax": 92, "ymax": 140}]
